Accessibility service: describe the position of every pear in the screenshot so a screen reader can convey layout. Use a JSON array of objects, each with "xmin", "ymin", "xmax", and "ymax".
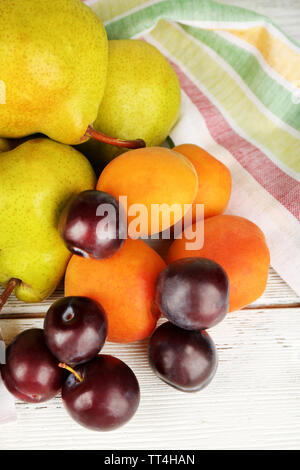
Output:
[
  {"xmin": 0, "ymin": 138, "xmax": 14, "ymax": 153},
  {"xmin": 0, "ymin": 0, "xmax": 108, "ymax": 146},
  {"xmin": 0, "ymin": 138, "xmax": 23, "ymax": 153},
  {"xmin": 0, "ymin": 139, "xmax": 95, "ymax": 303},
  {"xmin": 78, "ymin": 40, "xmax": 181, "ymax": 170}
]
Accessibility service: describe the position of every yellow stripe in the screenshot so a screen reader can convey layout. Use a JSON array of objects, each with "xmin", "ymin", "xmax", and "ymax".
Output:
[
  {"xmin": 150, "ymin": 20, "xmax": 300, "ymax": 174},
  {"xmin": 226, "ymin": 27, "xmax": 300, "ymax": 87}
]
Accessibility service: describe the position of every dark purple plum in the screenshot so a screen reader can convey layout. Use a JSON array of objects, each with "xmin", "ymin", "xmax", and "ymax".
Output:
[
  {"xmin": 1, "ymin": 329, "xmax": 64, "ymax": 403},
  {"xmin": 59, "ymin": 190, "xmax": 126, "ymax": 259},
  {"xmin": 149, "ymin": 321, "xmax": 217, "ymax": 392},
  {"xmin": 44, "ymin": 296, "xmax": 107, "ymax": 365},
  {"xmin": 155, "ymin": 257, "xmax": 229, "ymax": 330},
  {"xmin": 61, "ymin": 355, "xmax": 140, "ymax": 431}
]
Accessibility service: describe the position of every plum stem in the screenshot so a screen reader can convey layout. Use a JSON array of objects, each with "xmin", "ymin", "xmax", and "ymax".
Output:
[
  {"xmin": 84, "ymin": 125, "xmax": 146, "ymax": 149},
  {"xmin": 0, "ymin": 278, "xmax": 20, "ymax": 314},
  {"xmin": 59, "ymin": 363, "xmax": 83, "ymax": 383}
]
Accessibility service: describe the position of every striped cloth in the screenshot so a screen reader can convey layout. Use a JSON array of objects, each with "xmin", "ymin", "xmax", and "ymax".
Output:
[{"xmin": 85, "ymin": 0, "xmax": 300, "ymax": 296}]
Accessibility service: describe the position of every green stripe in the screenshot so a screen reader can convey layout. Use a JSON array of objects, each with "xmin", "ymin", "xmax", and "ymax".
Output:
[
  {"xmin": 150, "ymin": 20, "xmax": 300, "ymax": 174},
  {"xmin": 181, "ymin": 25, "xmax": 300, "ymax": 131},
  {"xmin": 105, "ymin": 0, "xmax": 262, "ymax": 40}
]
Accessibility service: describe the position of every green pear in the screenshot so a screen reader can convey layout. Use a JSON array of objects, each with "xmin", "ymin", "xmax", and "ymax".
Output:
[
  {"xmin": 0, "ymin": 0, "xmax": 108, "ymax": 145},
  {"xmin": 77, "ymin": 39, "xmax": 181, "ymax": 171},
  {"xmin": 0, "ymin": 139, "xmax": 96, "ymax": 303}
]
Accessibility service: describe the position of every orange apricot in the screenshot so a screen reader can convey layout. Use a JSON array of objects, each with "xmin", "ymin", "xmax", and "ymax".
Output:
[
  {"xmin": 65, "ymin": 238, "xmax": 166, "ymax": 343},
  {"xmin": 174, "ymin": 144, "xmax": 231, "ymax": 220},
  {"xmin": 97, "ymin": 147, "xmax": 198, "ymax": 236},
  {"xmin": 167, "ymin": 215, "xmax": 270, "ymax": 312}
]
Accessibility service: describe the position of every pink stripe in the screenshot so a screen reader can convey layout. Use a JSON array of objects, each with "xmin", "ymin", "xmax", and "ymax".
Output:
[{"xmin": 160, "ymin": 56, "xmax": 300, "ymax": 221}]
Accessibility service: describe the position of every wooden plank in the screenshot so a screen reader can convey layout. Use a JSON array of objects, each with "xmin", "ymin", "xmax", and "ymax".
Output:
[
  {"xmin": 248, "ymin": 268, "xmax": 300, "ymax": 308},
  {"xmin": 1, "ymin": 267, "xmax": 299, "ymax": 318},
  {"xmin": 0, "ymin": 309, "xmax": 299, "ymax": 450}
]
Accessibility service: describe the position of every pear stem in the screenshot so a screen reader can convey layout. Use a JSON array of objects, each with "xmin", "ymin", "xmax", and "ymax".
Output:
[
  {"xmin": 84, "ymin": 125, "xmax": 146, "ymax": 149},
  {"xmin": 0, "ymin": 278, "xmax": 20, "ymax": 314},
  {"xmin": 58, "ymin": 363, "xmax": 83, "ymax": 383},
  {"xmin": 166, "ymin": 136, "xmax": 175, "ymax": 149}
]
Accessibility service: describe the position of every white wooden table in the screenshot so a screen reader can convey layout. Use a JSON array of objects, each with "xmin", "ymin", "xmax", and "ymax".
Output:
[{"xmin": 0, "ymin": 0, "xmax": 299, "ymax": 450}]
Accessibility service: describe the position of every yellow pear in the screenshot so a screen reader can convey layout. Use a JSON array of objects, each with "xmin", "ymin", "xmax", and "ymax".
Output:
[
  {"xmin": 0, "ymin": 0, "xmax": 108, "ymax": 145},
  {"xmin": 0, "ymin": 139, "xmax": 95, "ymax": 303},
  {"xmin": 78, "ymin": 39, "xmax": 181, "ymax": 170},
  {"xmin": 0, "ymin": 138, "xmax": 14, "ymax": 153}
]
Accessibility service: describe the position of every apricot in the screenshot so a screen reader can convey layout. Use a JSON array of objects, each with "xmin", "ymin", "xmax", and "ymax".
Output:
[
  {"xmin": 65, "ymin": 238, "xmax": 166, "ymax": 343},
  {"xmin": 174, "ymin": 144, "xmax": 231, "ymax": 221},
  {"xmin": 167, "ymin": 215, "xmax": 270, "ymax": 312},
  {"xmin": 97, "ymin": 147, "xmax": 198, "ymax": 237}
]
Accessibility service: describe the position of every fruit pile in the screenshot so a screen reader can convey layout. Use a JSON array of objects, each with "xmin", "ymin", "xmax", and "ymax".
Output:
[
  {"xmin": 0, "ymin": 0, "xmax": 270, "ymax": 432},
  {"xmin": 2, "ymin": 299, "xmax": 140, "ymax": 431}
]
